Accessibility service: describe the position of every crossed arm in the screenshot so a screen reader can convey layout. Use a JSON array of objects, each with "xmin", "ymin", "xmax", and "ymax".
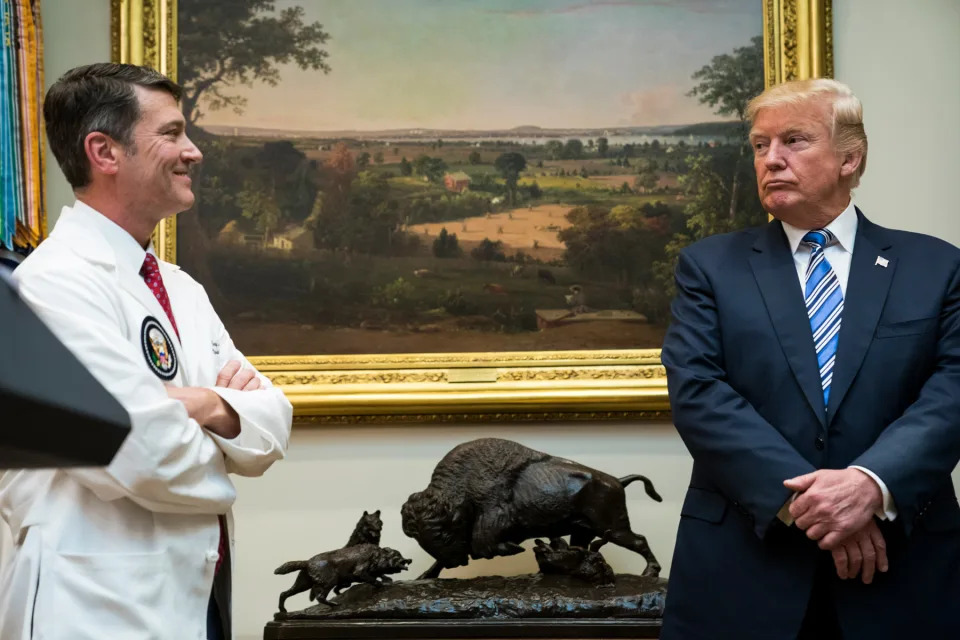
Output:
[
  {"xmin": 17, "ymin": 265, "xmax": 291, "ymax": 513},
  {"xmin": 165, "ymin": 360, "xmax": 261, "ymax": 439}
]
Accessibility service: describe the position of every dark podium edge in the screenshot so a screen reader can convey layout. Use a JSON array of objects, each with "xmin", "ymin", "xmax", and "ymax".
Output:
[{"xmin": 264, "ymin": 618, "xmax": 662, "ymax": 639}]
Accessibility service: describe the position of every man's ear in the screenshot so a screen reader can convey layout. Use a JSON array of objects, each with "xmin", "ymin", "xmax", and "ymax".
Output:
[
  {"xmin": 84, "ymin": 132, "xmax": 123, "ymax": 177},
  {"xmin": 839, "ymin": 149, "xmax": 863, "ymax": 180}
]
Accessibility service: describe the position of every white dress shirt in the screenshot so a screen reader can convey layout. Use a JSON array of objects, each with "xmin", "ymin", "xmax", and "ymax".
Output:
[{"xmin": 778, "ymin": 201, "xmax": 898, "ymax": 522}]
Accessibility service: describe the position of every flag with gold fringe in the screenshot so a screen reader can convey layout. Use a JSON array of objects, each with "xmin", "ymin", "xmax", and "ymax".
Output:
[{"xmin": 1, "ymin": 0, "xmax": 44, "ymax": 252}]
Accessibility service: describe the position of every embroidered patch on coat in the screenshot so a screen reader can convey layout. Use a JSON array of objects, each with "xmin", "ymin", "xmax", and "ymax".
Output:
[{"xmin": 141, "ymin": 316, "xmax": 178, "ymax": 380}]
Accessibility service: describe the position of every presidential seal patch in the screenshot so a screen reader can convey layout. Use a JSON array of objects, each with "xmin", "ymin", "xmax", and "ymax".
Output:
[{"xmin": 141, "ymin": 316, "xmax": 178, "ymax": 380}]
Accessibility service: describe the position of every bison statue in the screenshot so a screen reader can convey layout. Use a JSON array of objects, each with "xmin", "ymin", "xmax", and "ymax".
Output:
[{"xmin": 401, "ymin": 438, "xmax": 662, "ymax": 579}]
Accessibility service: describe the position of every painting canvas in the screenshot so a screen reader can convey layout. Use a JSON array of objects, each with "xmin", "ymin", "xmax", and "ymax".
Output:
[{"xmin": 174, "ymin": 0, "xmax": 766, "ymax": 358}]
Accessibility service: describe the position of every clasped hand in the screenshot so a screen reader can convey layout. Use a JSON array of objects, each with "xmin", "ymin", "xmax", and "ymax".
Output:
[
  {"xmin": 784, "ymin": 468, "xmax": 889, "ymax": 584},
  {"xmin": 165, "ymin": 360, "xmax": 261, "ymax": 438}
]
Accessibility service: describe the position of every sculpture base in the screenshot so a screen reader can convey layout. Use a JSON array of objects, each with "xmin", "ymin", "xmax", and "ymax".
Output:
[
  {"xmin": 264, "ymin": 618, "xmax": 661, "ymax": 639},
  {"xmin": 266, "ymin": 573, "xmax": 665, "ymax": 639}
]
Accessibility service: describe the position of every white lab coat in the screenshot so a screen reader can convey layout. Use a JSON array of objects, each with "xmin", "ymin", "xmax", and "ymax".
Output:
[{"xmin": 1, "ymin": 202, "xmax": 293, "ymax": 640}]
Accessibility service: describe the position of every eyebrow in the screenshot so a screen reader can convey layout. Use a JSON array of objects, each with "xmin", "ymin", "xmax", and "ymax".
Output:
[
  {"xmin": 157, "ymin": 119, "xmax": 185, "ymax": 131},
  {"xmin": 749, "ymin": 126, "xmax": 816, "ymax": 142}
]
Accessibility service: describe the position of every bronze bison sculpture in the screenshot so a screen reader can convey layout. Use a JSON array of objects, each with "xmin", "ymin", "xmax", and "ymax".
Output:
[{"xmin": 401, "ymin": 438, "xmax": 662, "ymax": 579}]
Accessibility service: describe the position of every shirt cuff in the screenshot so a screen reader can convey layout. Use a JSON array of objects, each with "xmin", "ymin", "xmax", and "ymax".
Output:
[
  {"xmin": 849, "ymin": 465, "xmax": 898, "ymax": 521},
  {"xmin": 777, "ymin": 493, "xmax": 796, "ymax": 526}
]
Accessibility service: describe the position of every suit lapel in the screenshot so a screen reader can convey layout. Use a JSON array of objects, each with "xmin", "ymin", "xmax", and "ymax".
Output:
[
  {"xmin": 749, "ymin": 221, "xmax": 826, "ymax": 426},
  {"xmin": 826, "ymin": 211, "xmax": 895, "ymax": 423}
]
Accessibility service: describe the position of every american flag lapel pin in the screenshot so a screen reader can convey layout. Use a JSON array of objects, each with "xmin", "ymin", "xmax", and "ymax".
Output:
[{"xmin": 875, "ymin": 256, "xmax": 889, "ymax": 268}]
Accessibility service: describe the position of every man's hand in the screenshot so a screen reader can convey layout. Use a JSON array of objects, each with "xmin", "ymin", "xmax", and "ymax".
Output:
[
  {"xmin": 830, "ymin": 519, "xmax": 889, "ymax": 584},
  {"xmin": 165, "ymin": 386, "xmax": 221, "ymax": 427},
  {"xmin": 216, "ymin": 360, "xmax": 260, "ymax": 391},
  {"xmin": 166, "ymin": 362, "xmax": 261, "ymax": 439},
  {"xmin": 784, "ymin": 468, "xmax": 883, "ymax": 549},
  {"xmin": 165, "ymin": 386, "xmax": 239, "ymax": 438}
]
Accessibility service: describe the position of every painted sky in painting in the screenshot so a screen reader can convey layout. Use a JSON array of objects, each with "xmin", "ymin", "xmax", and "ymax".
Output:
[{"xmin": 194, "ymin": 0, "xmax": 760, "ymax": 132}]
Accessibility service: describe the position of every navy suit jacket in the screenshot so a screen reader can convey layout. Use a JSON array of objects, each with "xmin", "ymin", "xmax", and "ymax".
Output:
[{"xmin": 660, "ymin": 210, "xmax": 960, "ymax": 639}]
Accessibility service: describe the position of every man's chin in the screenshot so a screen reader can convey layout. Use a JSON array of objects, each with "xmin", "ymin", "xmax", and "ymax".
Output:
[
  {"xmin": 175, "ymin": 194, "xmax": 196, "ymax": 213},
  {"xmin": 159, "ymin": 202, "xmax": 195, "ymax": 219},
  {"xmin": 762, "ymin": 194, "xmax": 798, "ymax": 218}
]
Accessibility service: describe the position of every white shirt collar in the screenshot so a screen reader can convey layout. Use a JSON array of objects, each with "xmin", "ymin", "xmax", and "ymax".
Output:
[
  {"xmin": 66, "ymin": 200, "xmax": 153, "ymax": 275},
  {"xmin": 781, "ymin": 200, "xmax": 859, "ymax": 255}
]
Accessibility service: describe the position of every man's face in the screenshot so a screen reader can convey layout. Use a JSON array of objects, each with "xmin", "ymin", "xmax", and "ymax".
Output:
[
  {"xmin": 118, "ymin": 87, "xmax": 202, "ymax": 220},
  {"xmin": 750, "ymin": 99, "xmax": 850, "ymax": 224}
]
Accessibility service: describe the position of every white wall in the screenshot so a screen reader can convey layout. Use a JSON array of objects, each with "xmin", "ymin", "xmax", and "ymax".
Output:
[
  {"xmin": 31, "ymin": 2, "xmax": 960, "ymax": 639},
  {"xmin": 834, "ymin": 0, "xmax": 960, "ymax": 246},
  {"xmin": 41, "ymin": 0, "xmax": 110, "ymax": 222}
]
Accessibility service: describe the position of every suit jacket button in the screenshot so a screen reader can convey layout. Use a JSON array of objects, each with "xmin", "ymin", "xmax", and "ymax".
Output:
[{"xmin": 815, "ymin": 437, "xmax": 825, "ymax": 450}]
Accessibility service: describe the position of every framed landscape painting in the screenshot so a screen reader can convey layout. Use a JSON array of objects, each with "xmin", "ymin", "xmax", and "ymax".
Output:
[{"xmin": 111, "ymin": 0, "xmax": 832, "ymax": 423}]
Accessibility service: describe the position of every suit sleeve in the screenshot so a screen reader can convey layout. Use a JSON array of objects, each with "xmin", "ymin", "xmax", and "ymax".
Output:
[
  {"xmin": 851, "ymin": 259, "xmax": 960, "ymax": 532},
  {"xmin": 202, "ymin": 296, "xmax": 292, "ymax": 477},
  {"xmin": 662, "ymin": 249, "xmax": 816, "ymax": 538},
  {"xmin": 16, "ymin": 267, "xmax": 235, "ymax": 515}
]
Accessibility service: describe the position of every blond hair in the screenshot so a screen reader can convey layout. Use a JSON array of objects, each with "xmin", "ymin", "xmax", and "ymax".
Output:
[{"xmin": 747, "ymin": 78, "xmax": 868, "ymax": 186}]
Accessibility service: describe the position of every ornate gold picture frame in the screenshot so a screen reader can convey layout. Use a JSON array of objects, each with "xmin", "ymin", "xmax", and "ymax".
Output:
[{"xmin": 110, "ymin": 0, "xmax": 832, "ymax": 424}]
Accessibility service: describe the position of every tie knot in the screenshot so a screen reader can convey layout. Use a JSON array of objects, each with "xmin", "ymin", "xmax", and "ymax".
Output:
[
  {"xmin": 802, "ymin": 229, "xmax": 836, "ymax": 249},
  {"xmin": 140, "ymin": 253, "xmax": 160, "ymax": 278}
]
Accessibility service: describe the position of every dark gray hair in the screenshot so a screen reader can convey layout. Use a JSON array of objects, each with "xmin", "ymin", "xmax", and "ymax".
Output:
[{"xmin": 43, "ymin": 63, "xmax": 182, "ymax": 189}]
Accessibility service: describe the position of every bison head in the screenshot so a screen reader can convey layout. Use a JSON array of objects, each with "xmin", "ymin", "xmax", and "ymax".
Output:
[{"xmin": 401, "ymin": 487, "xmax": 472, "ymax": 569}]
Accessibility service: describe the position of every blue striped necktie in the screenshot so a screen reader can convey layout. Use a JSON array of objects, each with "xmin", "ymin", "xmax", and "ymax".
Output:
[{"xmin": 802, "ymin": 229, "xmax": 843, "ymax": 408}]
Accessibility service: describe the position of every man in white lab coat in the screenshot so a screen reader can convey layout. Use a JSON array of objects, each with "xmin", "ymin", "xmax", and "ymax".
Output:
[{"xmin": 0, "ymin": 63, "xmax": 293, "ymax": 640}]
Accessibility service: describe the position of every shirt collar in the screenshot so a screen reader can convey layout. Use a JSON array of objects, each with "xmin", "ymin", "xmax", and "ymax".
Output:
[
  {"xmin": 781, "ymin": 200, "xmax": 858, "ymax": 255},
  {"xmin": 69, "ymin": 200, "xmax": 151, "ymax": 275}
]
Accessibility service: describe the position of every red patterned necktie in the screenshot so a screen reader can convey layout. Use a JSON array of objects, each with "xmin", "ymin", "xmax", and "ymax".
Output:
[
  {"xmin": 139, "ymin": 253, "xmax": 228, "ymax": 574},
  {"xmin": 139, "ymin": 253, "xmax": 180, "ymax": 340}
]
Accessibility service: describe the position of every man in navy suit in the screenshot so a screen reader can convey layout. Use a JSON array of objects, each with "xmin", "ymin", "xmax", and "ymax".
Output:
[{"xmin": 660, "ymin": 78, "xmax": 960, "ymax": 639}]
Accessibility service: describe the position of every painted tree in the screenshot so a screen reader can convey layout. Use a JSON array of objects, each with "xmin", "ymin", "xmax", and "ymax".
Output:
[
  {"xmin": 238, "ymin": 179, "xmax": 282, "ymax": 247},
  {"xmin": 687, "ymin": 35, "xmax": 764, "ymax": 221},
  {"xmin": 596, "ymin": 136, "xmax": 609, "ymax": 158},
  {"xmin": 178, "ymin": 0, "xmax": 331, "ymax": 130},
  {"xmin": 432, "ymin": 228, "xmax": 461, "ymax": 258},
  {"xmin": 313, "ymin": 142, "xmax": 356, "ymax": 250},
  {"xmin": 563, "ymin": 138, "xmax": 584, "ymax": 159},
  {"xmin": 544, "ymin": 140, "xmax": 564, "ymax": 161},
  {"xmin": 679, "ymin": 154, "xmax": 739, "ymax": 239},
  {"xmin": 413, "ymin": 155, "xmax": 447, "ymax": 183},
  {"xmin": 559, "ymin": 205, "xmax": 665, "ymax": 287},
  {"xmin": 494, "ymin": 152, "xmax": 527, "ymax": 206},
  {"xmin": 254, "ymin": 140, "xmax": 317, "ymax": 223},
  {"xmin": 647, "ymin": 36, "xmax": 766, "ymax": 320},
  {"xmin": 348, "ymin": 171, "xmax": 401, "ymax": 254},
  {"xmin": 174, "ymin": 0, "xmax": 332, "ymax": 299}
]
